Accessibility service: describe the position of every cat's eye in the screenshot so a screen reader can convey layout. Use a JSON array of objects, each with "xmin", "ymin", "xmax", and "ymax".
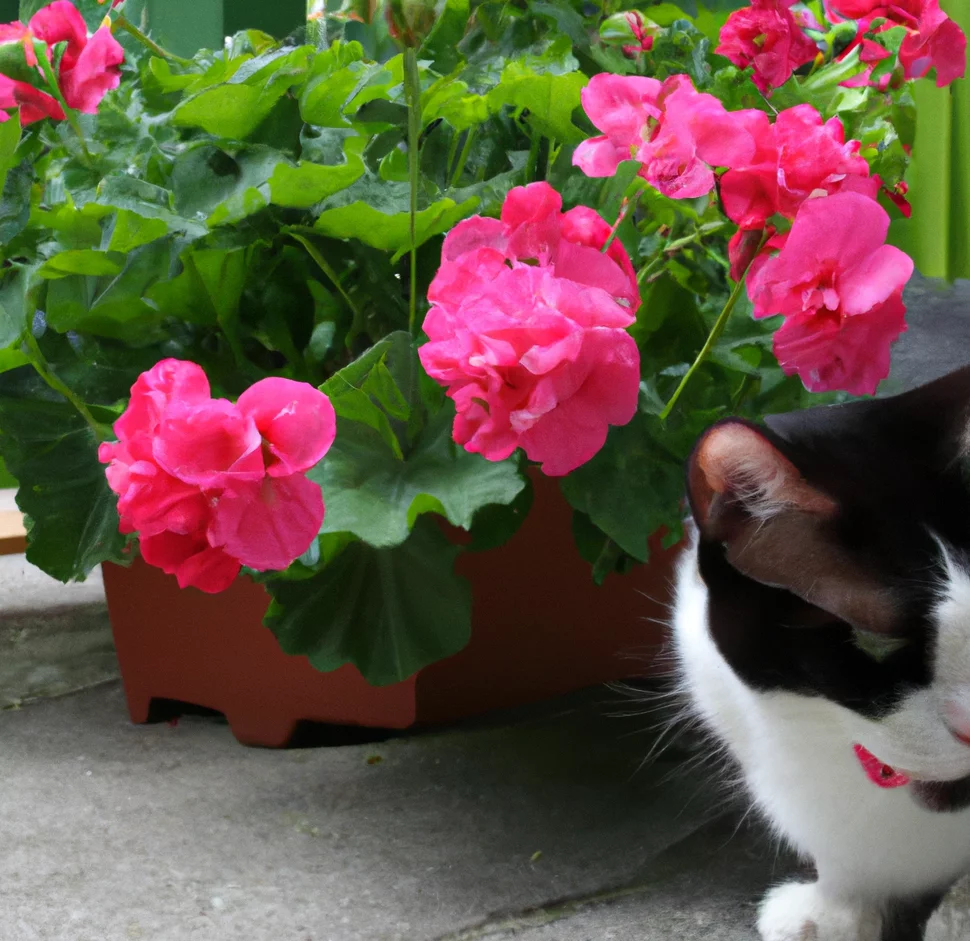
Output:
[{"xmin": 851, "ymin": 629, "xmax": 909, "ymax": 662}]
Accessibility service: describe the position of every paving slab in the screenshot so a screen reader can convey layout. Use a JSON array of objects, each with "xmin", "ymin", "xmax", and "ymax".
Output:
[{"xmin": 0, "ymin": 682, "xmax": 775, "ymax": 941}]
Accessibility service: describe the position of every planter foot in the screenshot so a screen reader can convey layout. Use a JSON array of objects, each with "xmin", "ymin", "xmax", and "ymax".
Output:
[
  {"xmin": 123, "ymin": 689, "xmax": 154, "ymax": 725},
  {"xmin": 226, "ymin": 713, "xmax": 298, "ymax": 749}
]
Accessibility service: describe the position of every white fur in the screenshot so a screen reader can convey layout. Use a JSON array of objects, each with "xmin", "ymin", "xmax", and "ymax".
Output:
[{"xmin": 672, "ymin": 536, "xmax": 970, "ymax": 941}]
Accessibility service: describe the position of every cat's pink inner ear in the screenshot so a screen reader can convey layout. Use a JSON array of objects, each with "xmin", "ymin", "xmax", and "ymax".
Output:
[
  {"xmin": 689, "ymin": 420, "xmax": 901, "ymax": 635},
  {"xmin": 688, "ymin": 420, "xmax": 836, "ymax": 537}
]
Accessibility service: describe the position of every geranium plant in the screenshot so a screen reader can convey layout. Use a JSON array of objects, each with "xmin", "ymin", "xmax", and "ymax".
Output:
[{"xmin": 0, "ymin": 0, "xmax": 961, "ymax": 684}]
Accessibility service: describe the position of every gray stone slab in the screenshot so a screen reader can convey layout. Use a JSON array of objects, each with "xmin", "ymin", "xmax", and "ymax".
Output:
[
  {"xmin": 0, "ymin": 683, "xmax": 735, "ymax": 941},
  {"xmin": 0, "ymin": 548, "xmax": 116, "ymax": 706},
  {"xmin": 881, "ymin": 274, "xmax": 970, "ymax": 395}
]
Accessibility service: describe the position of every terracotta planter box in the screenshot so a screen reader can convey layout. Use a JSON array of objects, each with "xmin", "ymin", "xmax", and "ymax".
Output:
[{"xmin": 103, "ymin": 477, "xmax": 679, "ymax": 747}]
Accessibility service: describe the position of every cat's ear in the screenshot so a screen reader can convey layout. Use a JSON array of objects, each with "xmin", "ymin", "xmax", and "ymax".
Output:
[{"xmin": 688, "ymin": 420, "xmax": 899, "ymax": 634}]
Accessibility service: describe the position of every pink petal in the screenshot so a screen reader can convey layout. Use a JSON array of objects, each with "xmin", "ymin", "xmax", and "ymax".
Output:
[
  {"xmin": 29, "ymin": 0, "xmax": 87, "ymax": 71},
  {"xmin": 140, "ymin": 530, "xmax": 240, "ymax": 594},
  {"xmin": 501, "ymin": 182, "xmax": 562, "ymax": 262},
  {"xmin": 560, "ymin": 206, "xmax": 640, "ymax": 310},
  {"xmin": 237, "ymin": 377, "xmax": 337, "ymax": 477},
  {"xmin": 60, "ymin": 25, "xmax": 124, "ymax": 114},
  {"xmin": 839, "ymin": 244, "xmax": 914, "ymax": 316},
  {"xmin": 208, "ymin": 475, "xmax": 325, "ymax": 572},
  {"xmin": 154, "ymin": 399, "xmax": 264, "ymax": 487},
  {"xmin": 441, "ymin": 216, "xmax": 507, "ymax": 263},
  {"xmin": 770, "ymin": 192, "xmax": 891, "ymax": 284},
  {"xmin": 572, "ymin": 136, "xmax": 627, "ymax": 178},
  {"xmin": 579, "ymin": 73, "xmax": 662, "ymax": 143},
  {"xmin": 114, "ymin": 359, "xmax": 211, "ymax": 453}
]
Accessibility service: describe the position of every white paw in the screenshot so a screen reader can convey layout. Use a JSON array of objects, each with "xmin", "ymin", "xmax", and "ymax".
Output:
[{"xmin": 757, "ymin": 882, "xmax": 882, "ymax": 941}]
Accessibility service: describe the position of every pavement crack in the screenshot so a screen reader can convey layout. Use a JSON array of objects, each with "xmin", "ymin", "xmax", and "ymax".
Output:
[{"xmin": 428, "ymin": 810, "xmax": 736, "ymax": 940}]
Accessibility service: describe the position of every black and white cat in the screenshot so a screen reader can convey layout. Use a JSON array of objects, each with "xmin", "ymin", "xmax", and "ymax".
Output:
[{"xmin": 674, "ymin": 366, "xmax": 970, "ymax": 941}]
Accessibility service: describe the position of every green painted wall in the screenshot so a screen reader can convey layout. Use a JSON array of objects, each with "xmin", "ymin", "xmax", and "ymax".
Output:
[{"xmin": 141, "ymin": 0, "xmax": 305, "ymax": 57}]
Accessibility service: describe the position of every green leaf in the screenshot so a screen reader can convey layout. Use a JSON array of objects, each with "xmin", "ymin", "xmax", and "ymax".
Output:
[
  {"xmin": 207, "ymin": 186, "xmax": 268, "ymax": 227},
  {"xmin": 268, "ymin": 136, "xmax": 366, "ymax": 209},
  {"xmin": 173, "ymin": 85, "xmax": 272, "ymax": 139},
  {"xmin": 39, "ymin": 250, "xmax": 125, "ymax": 279},
  {"xmin": 107, "ymin": 210, "xmax": 169, "ymax": 254},
  {"xmin": 0, "ymin": 113, "xmax": 21, "ymax": 198},
  {"xmin": 0, "ymin": 372, "xmax": 125, "ymax": 582},
  {"xmin": 488, "ymin": 61, "xmax": 586, "ymax": 143},
  {"xmin": 0, "ymin": 348, "xmax": 27, "ymax": 373},
  {"xmin": 171, "ymin": 48, "xmax": 310, "ymax": 140},
  {"xmin": 560, "ymin": 412, "xmax": 685, "ymax": 562},
  {"xmin": 97, "ymin": 175, "xmax": 207, "ymax": 239},
  {"xmin": 299, "ymin": 41, "xmax": 368, "ymax": 127},
  {"xmin": 314, "ymin": 179, "xmax": 478, "ymax": 258},
  {"xmin": 465, "ymin": 474, "xmax": 534, "ymax": 551},
  {"xmin": 264, "ymin": 518, "xmax": 471, "ymax": 685},
  {"xmin": 0, "ymin": 268, "xmax": 29, "ymax": 349},
  {"xmin": 421, "ymin": 77, "xmax": 491, "ymax": 131},
  {"xmin": 0, "ymin": 161, "xmax": 31, "ymax": 245},
  {"xmin": 420, "ymin": 0, "xmax": 471, "ymax": 73},
  {"xmin": 147, "ymin": 248, "xmax": 247, "ymax": 328},
  {"xmin": 361, "ymin": 356, "xmax": 410, "ymax": 420},
  {"xmin": 314, "ymin": 403, "xmax": 526, "ymax": 548}
]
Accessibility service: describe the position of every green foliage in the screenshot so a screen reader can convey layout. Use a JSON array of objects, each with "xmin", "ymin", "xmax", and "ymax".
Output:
[
  {"xmin": 0, "ymin": 0, "xmax": 917, "ymax": 680},
  {"xmin": 264, "ymin": 518, "xmax": 471, "ymax": 685}
]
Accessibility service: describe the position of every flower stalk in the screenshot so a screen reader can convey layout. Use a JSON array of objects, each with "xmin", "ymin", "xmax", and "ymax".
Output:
[
  {"xmin": 114, "ymin": 15, "xmax": 193, "ymax": 66},
  {"xmin": 403, "ymin": 46, "xmax": 422, "ymax": 336},
  {"xmin": 24, "ymin": 330, "xmax": 105, "ymax": 440},
  {"xmin": 659, "ymin": 232, "xmax": 769, "ymax": 421},
  {"xmin": 35, "ymin": 52, "xmax": 90, "ymax": 161}
]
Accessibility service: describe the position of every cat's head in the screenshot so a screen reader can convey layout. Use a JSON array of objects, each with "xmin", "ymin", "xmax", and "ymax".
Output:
[{"xmin": 686, "ymin": 364, "xmax": 970, "ymax": 811}]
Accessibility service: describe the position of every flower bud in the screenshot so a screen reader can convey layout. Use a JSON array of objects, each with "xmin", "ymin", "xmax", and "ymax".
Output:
[
  {"xmin": 600, "ymin": 10, "xmax": 660, "ymax": 55},
  {"xmin": 384, "ymin": 0, "xmax": 441, "ymax": 47},
  {"xmin": 0, "ymin": 31, "xmax": 46, "ymax": 86}
]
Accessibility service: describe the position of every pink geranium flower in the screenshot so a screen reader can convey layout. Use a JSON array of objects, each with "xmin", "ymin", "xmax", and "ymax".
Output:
[
  {"xmin": 0, "ymin": 1, "xmax": 124, "ymax": 124},
  {"xmin": 100, "ymin": 361, "xmax": 337, "ymax": 592},
  {"xmin": 828, "ymin": 0, "xmax": 966, "ymax": 86},
  {"xmin": 746, "ymin": 192, "xmax": 913, "ymax": 394},
  {"xmin": 420, "ymin": 182, "xmax": 640, "ymax": 477},
  {"xmin": 573, "ymin": 73, "xmax": 763, "ymax": 199},
  {"xmin": 720, "ymin": 104, "xmax": 876, "ymax": 276},
  {"xmin": 716, "ymin": 0, "xmax": 820, "ymax": 93},
  {"xmin": 721, "ymin": 104, "xmax": 875, "ymax": 230}
]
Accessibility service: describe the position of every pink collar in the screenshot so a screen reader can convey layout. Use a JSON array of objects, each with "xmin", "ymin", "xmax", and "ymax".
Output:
[{"xmin": 854, "ymin": 743, "xmax": 910, "ymax": 788}]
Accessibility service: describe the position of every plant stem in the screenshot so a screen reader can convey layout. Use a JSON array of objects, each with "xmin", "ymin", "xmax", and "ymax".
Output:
[
  {"xmin": 449, "ymin": 126, "xmax": 476, "ymax": 189},
  {"xmin": 601, "ymin": 198, "xmax": 630, "ymax": 254},
  {"xmin": 636, "ymin": 254, "xmax": 665, "ymax": 286},
  {"xmin": 289, "ymin": 231, "xmax": 364, "ymax": 325},
  {"xmin": 114, "ymin": 15, "xmax": 193, "ymax": 65},
  {"xmin": 545, "ymin": 137, "xmax": 558, "ymax": 179},
  {"xmin": 403, "ymin": 46, "xmax": 422, "ymax": 336},
  {"xmin": 35, "ymin": 54, "xmax": 90, "ymax": 162},
  {"xmin": 24, "ymin": 331, "xmax": 104, "ymax": 440},
  {"xmin": 525, "ymin": 132, "xmax": 541, "ymax": 183},
  {"xmin": 658, "ymin": 233, "xmax": 768, "ymax": 422}
]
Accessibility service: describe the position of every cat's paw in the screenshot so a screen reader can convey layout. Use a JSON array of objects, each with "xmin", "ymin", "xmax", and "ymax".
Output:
[{"xmin": 757, "ymin": 882, "xmax": 882, "ymax": 941}]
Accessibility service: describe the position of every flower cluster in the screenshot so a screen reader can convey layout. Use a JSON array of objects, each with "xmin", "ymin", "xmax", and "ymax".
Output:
[
  {"xmin": 573, "ymin": 73, "xmax": 764, "ymax": 199},
  {"xmin": 716, "ymin": 0, "xmax": 820, "ymax": 93},
  {"xmin": 572, "ymin": 66, "xmax": 915, "ymax": 396},
  {"xmin": 418, "ymin": 182, "xmax": 641, "ymax": 477},
  {"xmin": 0, "ymin": 0, "xmax": 123, "ymax": 123},
  {"xmin": 828, "ymin": 0, "xmax": 967, "ymax": 87},
  {"xmin": 717, "ymin": 0, "xmax": 964, "ymax": 92},
  {"xmin": 99, "ymin": 360, "xmax": 336, "ymax": 593}
]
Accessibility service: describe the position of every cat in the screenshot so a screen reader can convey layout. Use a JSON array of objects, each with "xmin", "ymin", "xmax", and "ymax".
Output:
[{"xmin": 673, "ymin": 364, "xmax": 970, "ymax": 941}]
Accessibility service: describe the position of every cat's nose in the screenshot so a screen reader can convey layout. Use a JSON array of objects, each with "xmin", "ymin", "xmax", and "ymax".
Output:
[{"xmin": 943, "ymin": 699, "xmax": 970, "ymax": 747}]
